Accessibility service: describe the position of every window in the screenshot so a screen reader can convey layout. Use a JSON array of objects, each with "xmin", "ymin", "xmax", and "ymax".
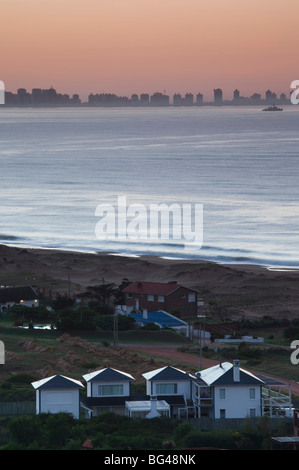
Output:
[
  {"xmin": 219, "ymin": 388, "xmax": 226, "ymax": 399},
  {"xmin": 158, "ymin": 295, "xmax": 165, "ymax": 303},
  {"xmin": 249, "ymin": 409, "xmax": 256, "ymax": 418},
  {"xmin": 220, "ymin": 409, "xmax": 226, "ymax": 419},
  {"xmin": 98, "ymin": 384, "xmax": 124, "ymax": 396},
  {"xmin": 147, "ymin": 295, "xmax": 154, "ymax": 301},
  {"xmin": 188, "ymin": 293, "xmax": 195, "ymax": 302},
  {"xmin": 156, "ymin": 383, "xmax": 177, "ymax": 394},
  {"xmin": 249, "ymin": 388, "xmax": 256, "ymax": 399}
]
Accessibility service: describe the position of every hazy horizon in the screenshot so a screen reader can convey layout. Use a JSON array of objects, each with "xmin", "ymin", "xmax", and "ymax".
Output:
[{"xmin": 1, "ymin": 0, "xmax": 298, "ymax": 101}]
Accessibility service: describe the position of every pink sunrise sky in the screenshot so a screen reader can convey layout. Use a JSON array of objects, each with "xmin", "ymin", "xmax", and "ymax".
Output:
[{"xmin": 1, "ymin": 0, "xmax": 298, "ymax": 101}]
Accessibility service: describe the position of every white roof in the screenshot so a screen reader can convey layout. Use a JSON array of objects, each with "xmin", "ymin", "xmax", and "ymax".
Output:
[
  {"xmin": 31, "ymin": 374, "xmax": 84, "ymax": 389},
  {"xmin": 142, "ymin": 366, "xmax": 167, "ymax": 380},
  {"xmin": 197, "ymin": 362, "xmax": 264, "ymax": 386},
  {"xmin": 142, "ymin": 366, "xmax": 193, "ymax": 381},
  {"xmin": 198, "ymin": 362, "xmax": 232, "ymax": 386},
  {"xmin": 82, "ymin": 367, "xmax": 134, "ymax": 382}
]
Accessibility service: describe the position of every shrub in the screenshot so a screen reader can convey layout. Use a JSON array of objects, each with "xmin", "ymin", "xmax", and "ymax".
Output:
[
  {"xmin": 8, "ymin": 415, "xmax": 42, "ymax": 446},
  {"xmin": 183, "ymin": 429, "xmax": 239, "ymax": 450},
  {"xmin": 284, "ymin": 327, "xmax": 299, "ymax": 340}
]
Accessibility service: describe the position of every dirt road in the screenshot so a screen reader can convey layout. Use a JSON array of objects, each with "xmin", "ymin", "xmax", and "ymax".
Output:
[{"xmin": 122, "ymin": 343, "xmax": 299, "ymax": 398}]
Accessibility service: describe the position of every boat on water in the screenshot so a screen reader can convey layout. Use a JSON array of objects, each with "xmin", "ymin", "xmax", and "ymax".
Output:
[{"xmin": 262, "ymin": 104, "xmax": 283, "ymax": 111}]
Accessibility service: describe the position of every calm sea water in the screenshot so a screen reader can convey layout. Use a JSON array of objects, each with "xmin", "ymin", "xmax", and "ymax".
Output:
[{"xmin": 0, "ymin": 105, "xmax": 299, "ymax": 268}]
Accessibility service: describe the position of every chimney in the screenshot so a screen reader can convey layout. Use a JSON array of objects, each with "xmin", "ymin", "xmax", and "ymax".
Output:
[
  {"xmin": 233, "ymin": 360, "xmax": 240, "ymax": 382},
  {"xmin": 146, "ymin": 396, "xmax": 160, "ymax": 419}
]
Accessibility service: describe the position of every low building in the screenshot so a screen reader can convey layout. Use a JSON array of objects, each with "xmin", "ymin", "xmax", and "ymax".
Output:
[
  {"xmin": 129, "ymin": 309, "xmax": 188, "ymax": 334},
  {"xmin": 31, "ymin": 374, "xmax": 84, "ymax": 419},
  {"xmin": 0, "ymin": 285, "xmax": 39, "ymax": 312},
  {"xmin": 125, "ymin": 397, "xmax": 170, "ymax": 419},
  {"xmin": 122, "ymin": 281, "xmax": 199, "ymax": 317}
]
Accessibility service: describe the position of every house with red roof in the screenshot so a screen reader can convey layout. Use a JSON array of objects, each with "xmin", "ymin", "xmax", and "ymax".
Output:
[{"xmin": 122, "ymin": 281, "xmax": 199, "ymax": 317}]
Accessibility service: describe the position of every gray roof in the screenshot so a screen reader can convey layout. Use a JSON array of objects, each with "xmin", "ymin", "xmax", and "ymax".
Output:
[
  {"xmin": 143, "ymin": 366, "xmax": 195, "ymax": 382},
  {"xmin": 255, "ymin": 374, "xmax": 289, "ymax": 387}
]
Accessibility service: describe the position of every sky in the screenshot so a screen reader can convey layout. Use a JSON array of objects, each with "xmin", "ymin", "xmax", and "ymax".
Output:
[{"xmin": 1, "ymin": 0, "xmax": 299, "ymax": 101}]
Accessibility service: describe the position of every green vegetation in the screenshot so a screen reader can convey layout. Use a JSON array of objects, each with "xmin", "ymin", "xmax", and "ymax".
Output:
[{"xmin": 0, "ymin": 412, "xmax": 291, "ymax": 450}]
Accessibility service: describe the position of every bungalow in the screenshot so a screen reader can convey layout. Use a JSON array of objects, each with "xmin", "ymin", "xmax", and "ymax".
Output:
[
  {"xmin": 142, "ymin": 366, "xmax": 196, "ymax": 418},
  {"xmin": 81, "ymin": 367, "xmax": 135, "ymax": 417},
  {"xmin": 192, "ymin": 360, "xmax": 265, "ymax": 419},
  {"xmin": 0, "ymin": 285, "xmax": 39, "ymax": 313},
  {"xmin": 31, "ymin": 374, "xmax": 84, "ymax": 419},
  {"xmin": 122, "ymin": 281, "xmax": 200, "ymax": 317}
]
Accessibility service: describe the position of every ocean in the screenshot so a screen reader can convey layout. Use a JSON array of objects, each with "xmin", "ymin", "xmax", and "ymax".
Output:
[{"xmin": 0, "ymin": 105, "xmax": 299, "ymax": 269}]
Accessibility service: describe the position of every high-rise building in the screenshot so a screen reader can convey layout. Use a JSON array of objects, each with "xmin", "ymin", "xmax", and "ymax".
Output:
[
  {"xmin": 184, "ymin": 93, "xmax": 193, "ymax": 106},
  {"xmin": 150, "ymin": 92, "xmax": 169, "ymax": 106},
  {"xmin": 196, "ymin": 93, "xmax": 203, "ymax": 106},
  {"xmin": 173, "ymin": 93, "xmax": 182, "ymax": 106},
  {"xmin": 140, "ymin": 94, "xmax": 150, "ymax": 104},
  {"xmin": 233, "ymin": 89, "xmax": 240, "ymax": 101},
  {"xmin": 265, "ymin": 89, "xmax": 276, "ymax": 103},
  {"xmin": 214, "ymin": 88, "xmax": 222, "ymax": 105}
]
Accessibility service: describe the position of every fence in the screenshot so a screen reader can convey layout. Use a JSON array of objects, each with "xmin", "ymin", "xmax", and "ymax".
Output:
[
  {"xmin": 0, "ymin": 401, "xmax": 35, "ymax": 416},
  {"xmin": 189, "ymin": 416, "xmax": 293, "ymax": 432},
  {"xmin": 0, "ymin": 402, "xmax": 294, "ymax": 434}
]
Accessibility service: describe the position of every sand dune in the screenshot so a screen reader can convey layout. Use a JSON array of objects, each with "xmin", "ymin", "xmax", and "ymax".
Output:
[{"xmin": 1, "ymin": 243, "xmax": 299, "ymax": 320}]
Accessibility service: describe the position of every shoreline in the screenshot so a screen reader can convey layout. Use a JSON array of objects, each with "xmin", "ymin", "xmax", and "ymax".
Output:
[
  {"xmin": 1, "ymin": 243, "xmax": 299, "ymax": 320},
  {"xmin": 2, "ymin": 240, "xmax": 299, "ymax": 272}
]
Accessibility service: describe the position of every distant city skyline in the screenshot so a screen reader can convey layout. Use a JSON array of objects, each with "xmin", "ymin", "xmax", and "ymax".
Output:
[
  {"xmin": 2, "ymin": 85, "xmax": 293, "ymax": 107},
  {"xmin": 1, "ymin": 0, "xmax": 298, "ymax": 102}
]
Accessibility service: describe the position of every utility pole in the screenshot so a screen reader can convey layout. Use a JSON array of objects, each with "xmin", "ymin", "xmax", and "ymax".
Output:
[{"xmin": 113, "ymin": 309, "xmax": 118, "ymax": 348}]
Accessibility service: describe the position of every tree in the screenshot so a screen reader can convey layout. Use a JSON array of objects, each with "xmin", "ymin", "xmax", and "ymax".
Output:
[
  {"xmin": 86, "ymin": 282, "xmax": 117, "ymax": 308},
  {"xmin": 114, "ymin": 278, "xmax": 131, "ymax": 305}
]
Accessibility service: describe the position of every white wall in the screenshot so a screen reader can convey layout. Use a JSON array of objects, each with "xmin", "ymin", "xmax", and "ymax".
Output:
[
  {"xmin": 214, "ymin": 385, "xmax": 262, "ymax": 419},
  {"xmin": 38, "ymin": 389, "xmax": 80, "ymax": 419},
  {"xmin": 147, "ymin": 380, "xmax": 192, "ymax": 400}
]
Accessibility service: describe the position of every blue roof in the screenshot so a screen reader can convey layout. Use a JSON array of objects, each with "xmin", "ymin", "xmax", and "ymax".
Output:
[{"xmin": 130, "ymin": 310, "xmax": 187, "ymax": 328}]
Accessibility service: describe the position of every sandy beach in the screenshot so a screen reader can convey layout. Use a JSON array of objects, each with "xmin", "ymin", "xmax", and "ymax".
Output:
[{"xmin": 1, "ymin": 243, "xmax": 299, "ymax": 320}]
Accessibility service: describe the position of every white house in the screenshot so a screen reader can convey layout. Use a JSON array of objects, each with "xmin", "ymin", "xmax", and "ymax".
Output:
[
  {"xmin": 192, "ymin": 360, "xmax": 264, "ymax": 419},
  {"xmin": 81, "ymin": 367, "xmax": 135, "ymax": 417},
  {"xmin": 142, "ymin": 366, "xmax": 196, "ymax": 418},
  {"xmin": 31, "ymin": 374, "xmax": 84, "ymax": 419}
]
